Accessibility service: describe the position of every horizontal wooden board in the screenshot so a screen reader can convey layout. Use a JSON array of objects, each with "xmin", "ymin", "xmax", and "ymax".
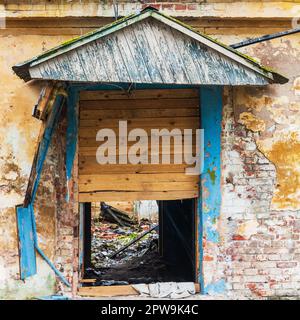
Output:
[
  {"xmin": 79, "ymin": 98, "xmax": 198, "ymax": 110},
  {"xmin": 79, "ymin": 156, "xmax": 197, "ymax": 167},
  {"xmin": 79, "ymin": 146, "xmax": 196, "ymax": 156},
  {"xmin": 79, "ymin": 190, "xmax": 198, "ymax": 202},
  {"xmin": 79, "ymin": 279, "xmax": 96, "ymax": 283},
  {"xmin": 5, "ymin": 17, "xmax": 290, "ymax": 29},
  {"xmin": 79, "ymin": 181, "xmax": 198, "ymax": 192},
  {"xmin": 79, "ymin": 161, "xmax": 193, "ymax": 174},
  {"xmin": 79, "ymin": 127, "xmax": 199, "ymax": 140},
  {"xmin": 79, "ymin": 173, "xmax": 199, "ymax": 184},
  {"xmin": 79, "ymin": 145, "xmax": 196, "ymax": 155},
  {"xmin": 80, "ymin": 107, "xmax": 199, "ymax": 119},
  {"xmin": 79, "ymin": 117, "xmax": 200, "ymax": 129},
  {"xmin": 78, "ymin": 141, "xmax": 197, "ymax": 150},
  {"xmin": 79, "ymin": 89, "xmax": 199, "ymax": 101},
  {"xmin": 78, "ymin": 285, "xmax": 139, "ymax": 297},
  {"xmin": 79, "ymin": 142, "xmax": 196, "ymax": 152},
  {"xmin": 79, "ymin": 155, "xmax": 195, "ymax": 166},
  {"xmin": 77, "ymin": 283, "xmax": 200, "ymax": 297}
]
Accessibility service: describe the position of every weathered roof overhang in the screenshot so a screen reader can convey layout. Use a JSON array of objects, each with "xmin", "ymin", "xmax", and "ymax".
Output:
[{"xmin": 12, "ymin": 7, "xmax": 288, "ymax": 85}]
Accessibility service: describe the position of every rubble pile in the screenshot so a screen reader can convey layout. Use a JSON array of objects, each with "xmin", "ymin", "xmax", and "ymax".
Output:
[
  {"xmin": 84, "ymin": 202, "xmax": 187, "ymax": 285},
  {"xmin": 91, "ymin": 220, "xmax": 158, "ymax": 269}
]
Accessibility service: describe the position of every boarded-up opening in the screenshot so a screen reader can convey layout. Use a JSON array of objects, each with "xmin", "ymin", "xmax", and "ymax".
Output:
[{"xmin": 78, "ymin": 89, "xmax": 200, "ymax": 202}]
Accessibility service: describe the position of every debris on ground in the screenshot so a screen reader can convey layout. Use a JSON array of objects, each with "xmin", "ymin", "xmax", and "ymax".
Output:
[
  {"xmin": 133, "ymin": 282, "xmax": 196, "ymax": 299},
  {"xmin": 109, "ymin": 224, "xmax": 158, "ymax": 259},
  {"xmin": 86, "ymin": 212, "xmax": 190, "ymax": 285},
  {"xmin": 100, "ymin": 202, "xmax": 136, "ymax": 227},
  {"xmin": 91, "ymin": 214, "xmax": 158, "ymax": 269}
]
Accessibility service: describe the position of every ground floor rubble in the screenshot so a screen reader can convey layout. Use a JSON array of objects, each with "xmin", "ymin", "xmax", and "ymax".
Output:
[{"xmin": 84, "ymin": 202, "xmax": 192, "ymax": 286}]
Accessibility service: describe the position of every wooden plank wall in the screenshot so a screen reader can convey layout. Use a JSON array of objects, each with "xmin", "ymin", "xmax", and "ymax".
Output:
[{"xmin": 78, "ymin": 89, "xmax": 200, "ymax": 202}]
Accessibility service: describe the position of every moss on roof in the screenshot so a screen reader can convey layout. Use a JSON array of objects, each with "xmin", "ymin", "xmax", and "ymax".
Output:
[
  {"xmin": 156, "ymin": 10, "xmax": 281, "ymax": 77},
  {"xmin": 13, "ymin": 12, "xmax": 137, "ymax": 68},
  {"xmin": 13, "ymin": 6, "xmax": 288, "ymax": 84}
]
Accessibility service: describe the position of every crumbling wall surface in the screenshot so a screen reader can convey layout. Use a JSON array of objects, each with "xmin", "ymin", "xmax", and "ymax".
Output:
[
  {"xmin": 1, "ymin": 0, "xmax": 300, "ymax": 19},
  {"xmin": 46, "ymin": 107, "xmax": 79, "ymax": 296},
  {"xmin": 0, "ymin": 1, "xmax": 299, "ymax": 299},
  {"xmin": 203, "ymin": 33, "xmax": 300, "ymax": 298},
  {"xmin": 0, "ymin": 34, "xmax": 71, "ymax": 299}
]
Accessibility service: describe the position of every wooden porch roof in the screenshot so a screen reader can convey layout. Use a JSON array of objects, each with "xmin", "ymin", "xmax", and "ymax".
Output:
[{"xmin": 12, "ymin": 7, "xmax": 288, "ymax": 85}]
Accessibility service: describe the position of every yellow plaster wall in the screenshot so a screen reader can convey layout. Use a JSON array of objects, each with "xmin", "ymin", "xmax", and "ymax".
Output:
[
  {"xmin": 0, "ymin": 0, "xmax": 299, "ymax": 298},
  {"xmin": 0, "ymin": 34, "xmax": 70, "ymax": 299},
  {"xmin": 233, "ymin": 34, "xmax": 300, "ymax": 211}
]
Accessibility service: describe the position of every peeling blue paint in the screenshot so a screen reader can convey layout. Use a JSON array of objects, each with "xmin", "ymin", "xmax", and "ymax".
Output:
[
  {"xmin": 16, "ymin": 94, "xmax": 64, "ymax": 280},
  {"xmin": 200, "ymin": 86, "xmax": 222, "ymax": 243},
  {"xmin": 66, "ymin": 87, "xmax": 79, "ymax": 201},
  {"xmin": 32, "ymin": 94, "xmax": 64, "ymax": 202},
  {"xmin": 16, "ymin": 92, "xmax": 71, "ymax": 287},
  {"xmin": 16, "ymin": 205, "xmax": 37, "ymax": 279},
  {"xmin": 38, "ymin": 295, "xmax": 70, "ymax": 300},
  {"xmin": 204, "ymin": 279, "xmax": 226, "ymax": 295}
]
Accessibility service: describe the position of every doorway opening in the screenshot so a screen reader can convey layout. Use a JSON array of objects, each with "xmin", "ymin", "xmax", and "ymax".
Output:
[
  {"xmin": 77, "ymin": 87, "xmax": 200, "ymax": 292},
  {"xmin": 80, "ymin": 198, "xmax": 196, "ymax": 286}
]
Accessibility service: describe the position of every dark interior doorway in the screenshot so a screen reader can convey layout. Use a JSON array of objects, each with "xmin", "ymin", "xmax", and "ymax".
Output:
[
  {"xmin": 80, "ymin": 198, "xmax": 196, "ymax": 285},
  {"xmin": 158, "ymin": 199, "xmax": 196, "ymax": 282}
]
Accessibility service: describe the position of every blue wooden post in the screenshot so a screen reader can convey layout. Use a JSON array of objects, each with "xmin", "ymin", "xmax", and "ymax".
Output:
[
  {"xmin": 66, "ymin": 87, "xmax": 79, "ymax": 184},
  {"xmin": 198, "ymin": 86, "xmax": 223, "ymax": 293},
  {"xmin": 16, "ymin": 92, "xmax": 71, "ymax": 286},
  {"xmin": 16, "ymin": 205, "xmax": 37, "ymax": 279}
]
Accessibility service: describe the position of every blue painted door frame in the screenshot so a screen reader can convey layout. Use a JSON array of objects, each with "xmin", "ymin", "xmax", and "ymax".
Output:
[
  {"xmin": 67, "ymin": 83, "xmax": 223, "ymax": 293},
  {"xmin": 199, "ymin": 86, "xmax": 223, "ymax": 293}
]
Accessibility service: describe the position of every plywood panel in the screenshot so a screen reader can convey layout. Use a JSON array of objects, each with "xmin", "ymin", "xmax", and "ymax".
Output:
[{"xmin": 78, "ymin": 89, "xmax": 200, "ymax": 201}]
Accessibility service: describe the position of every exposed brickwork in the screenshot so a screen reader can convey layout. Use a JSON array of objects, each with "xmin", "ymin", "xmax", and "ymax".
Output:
[
  {"xmin": 202, "ymin": 88, "xmax": 300, "ymax": 299},
  {"xmin": 50, "ymin": 106, "xmax": 79, "ymax": 295},
  {"xmin": 0, "ymin": 1, "xmax": 299, "ymax": 299},
  {"xmin": 1, "ymin": 1, "xmax": 299, "ymax": 19}
]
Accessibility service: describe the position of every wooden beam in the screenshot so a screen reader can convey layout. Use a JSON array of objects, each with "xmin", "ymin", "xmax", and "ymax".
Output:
[
  {"xmin": 80, "ymin": 279, "xmax": 96, "ymax": 284},
  {"xmin": 78, "ymin": 285, "xmax": 139, "ymax": 297},
  {"xmin": 23, "ymin": 85, "xmax": 60, "ymax": 207},
  {"xmin": 78, "ymin": 283, "xmax": 200, "ymax": 297},
  {"xmin": 79, "ymin": 89, "xmax": 199, "ymax": 101},
  {"xmin": 34, "ymin": 84, "xmax": 55, "ymax": 120},
  {"xmin": 79, "ymin": 190, "xmax": 198, "ymax": 202}
]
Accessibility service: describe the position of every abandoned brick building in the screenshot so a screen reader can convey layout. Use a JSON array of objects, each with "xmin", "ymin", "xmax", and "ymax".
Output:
[{"xmin": 0, "ymin": 1, "xmax": 299, "ymax": 299}]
